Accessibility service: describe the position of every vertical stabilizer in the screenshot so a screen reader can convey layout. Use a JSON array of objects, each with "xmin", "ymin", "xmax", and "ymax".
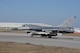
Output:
[{"xmin": 59, "ymin": 16, "xmax": 76, "ymax": 27}]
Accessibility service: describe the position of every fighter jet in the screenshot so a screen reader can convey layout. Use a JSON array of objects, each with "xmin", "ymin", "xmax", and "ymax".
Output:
[{"xmin": 17, "ymin": 16, "xmax": 76, "ymax": 38}]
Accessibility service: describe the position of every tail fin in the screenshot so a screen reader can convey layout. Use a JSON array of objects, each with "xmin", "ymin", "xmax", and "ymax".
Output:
[{"xmin": 59, "ymin": 16, "xmax": 76, "ymax": 27}]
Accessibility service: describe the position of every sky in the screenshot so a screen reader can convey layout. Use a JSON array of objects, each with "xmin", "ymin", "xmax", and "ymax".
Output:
[{"xmin": 0, "ymin": 0, "xmax": 80, "ymax": 27}]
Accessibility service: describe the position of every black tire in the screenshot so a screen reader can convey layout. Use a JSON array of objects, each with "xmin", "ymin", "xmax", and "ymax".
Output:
[{"xmin": 48, "ymin": 35, "xmax": 52, "ymax": 38}]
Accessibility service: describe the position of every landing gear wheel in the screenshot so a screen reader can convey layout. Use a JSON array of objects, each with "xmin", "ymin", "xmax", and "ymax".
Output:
[{"xmin": 48, "ymin": 35, "xmax": 52, "ymax": 38}]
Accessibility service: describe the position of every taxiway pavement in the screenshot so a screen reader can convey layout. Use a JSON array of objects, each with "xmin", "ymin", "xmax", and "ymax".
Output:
[{"xmin": 0, "ymin": 32, "xmax": 80, "ymax": 49}]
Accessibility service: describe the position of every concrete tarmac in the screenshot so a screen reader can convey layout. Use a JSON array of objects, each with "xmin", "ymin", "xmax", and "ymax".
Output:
[{"xmin": 0, "ymin": 32, "xmax": 80, "ymax": 49}]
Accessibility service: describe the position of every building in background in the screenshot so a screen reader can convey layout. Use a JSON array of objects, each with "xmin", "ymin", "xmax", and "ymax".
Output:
[
  {"xmin": 0, "ymin": 22, "xmax": 52, "ymax": 32},
  {"xmin": 74, "ymin": 28, "xmax": 80, "ymax": 34}
]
